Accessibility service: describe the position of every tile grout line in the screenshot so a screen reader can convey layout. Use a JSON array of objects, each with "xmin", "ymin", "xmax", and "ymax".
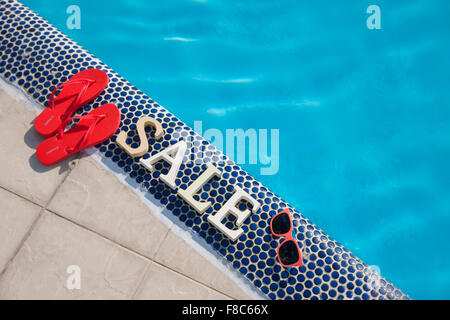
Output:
[
  {"xmin": 0, "ymin": 155, "xmax": 79, "ymax": 209},
  {"xmin": 148, "ymin": 261, "xmax": 237, "ymax": 300},
  {"xmin": 42, "ymin": 156, "xmax": 81, "ymax": 210},
  {"xmin": 0, "ymin": 207, "xmax": 44, "ymax": 280},
  {"xmin": 129, "ymin": 228, "xmax": 197, "ymax": 301},
  {"xmin": 152, "ymin": 228, "xmax": 171, "ymax": 260},
  {"xmin": 129, "ymin": 262, "xmax": 151, "ymax": 300},
  {"xmin": 132, "ymin": 260, "xmax": 236, "ymax": 300},
  {"xmin": 0, "ymin": 156, "xmax": 80, "ymax": 282},
  {"xmin": 45, "ymin": 208, "xmax": 236, "ymax": 300},
  {"xmin": 0, "ymin": 185, "xmax": 43, "ymax": 209}
]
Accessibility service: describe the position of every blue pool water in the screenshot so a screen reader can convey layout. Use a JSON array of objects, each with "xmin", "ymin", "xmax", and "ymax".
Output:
[{"xmin": 21, "ymin": 0, "xmax": 450, "ymax": 299}]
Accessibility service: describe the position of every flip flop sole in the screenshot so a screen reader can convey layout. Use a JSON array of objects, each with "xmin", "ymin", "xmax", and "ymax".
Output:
[
  {"xmin": 36, "ymin": 104, "xmax": 120, "ymax": 166},
  {"xmin": 34, "ymin": 69, "xmax": 109, "ymax": 137}
]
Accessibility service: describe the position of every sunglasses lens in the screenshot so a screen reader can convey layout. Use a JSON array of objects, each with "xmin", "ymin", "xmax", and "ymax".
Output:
[
  {"xmin": 271, "ymin": 212, "xmax": 291, "ymax": 235},
  {"xmin": 278, "ymin": 240, "xmax": 300, "ymax": 266}
]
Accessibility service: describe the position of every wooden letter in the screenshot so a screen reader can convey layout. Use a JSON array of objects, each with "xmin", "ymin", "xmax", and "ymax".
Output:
[
  {"xmin": 140, "ymin": 140, "xmax": 187, "ymax": 189},
  {"xmin": 116, "ymin": 116, "xmax": 164, "ymax": 158},
  {"xmin": 208, "ymin": 186, "xmax": 261, "ymax": 241}
]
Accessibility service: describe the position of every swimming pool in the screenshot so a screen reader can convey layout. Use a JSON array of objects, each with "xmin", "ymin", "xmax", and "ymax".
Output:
[{"xmin": 20, "ymin": 0, "xmax": 450, "ymax": 299}]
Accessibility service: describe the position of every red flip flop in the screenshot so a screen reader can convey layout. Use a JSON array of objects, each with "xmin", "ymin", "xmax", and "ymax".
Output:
[
  {"xmin": 34, "ymin": 69, "xmax": 109, "ymax": 137},
  {"xmin": 36, "ymin": 104, "xmax": 121, "ymax": 166}
]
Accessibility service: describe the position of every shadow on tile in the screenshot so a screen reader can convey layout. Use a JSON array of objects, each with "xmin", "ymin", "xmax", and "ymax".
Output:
[{"xmin": 24, "ymin": 126, "xmax": 73, "ymax": 174}]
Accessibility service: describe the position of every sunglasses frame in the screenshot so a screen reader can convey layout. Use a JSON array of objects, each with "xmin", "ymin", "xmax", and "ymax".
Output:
[{"xmin": 270, "ymin": 208, "xmax": 304, "ymax": 268}]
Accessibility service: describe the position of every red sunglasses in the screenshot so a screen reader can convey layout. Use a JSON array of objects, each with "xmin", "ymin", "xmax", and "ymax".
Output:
[{"xmin": 270, "ymin": 208, "xmax": 304, "ymax": 268}]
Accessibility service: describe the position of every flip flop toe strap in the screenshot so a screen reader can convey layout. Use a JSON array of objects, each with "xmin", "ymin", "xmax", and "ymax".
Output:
[
  {"xmin": 48, "ymin": 78, "xmax": 96, "ymax": 120},
  {"xmin": 58, "ymin": 114, "xmax": 107, "ymax": 154}
]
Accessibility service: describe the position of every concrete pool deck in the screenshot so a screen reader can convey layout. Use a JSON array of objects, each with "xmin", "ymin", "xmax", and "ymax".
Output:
[{"xmin": 0, "ymin": 82, "xmax": 253, "ymax": 299}]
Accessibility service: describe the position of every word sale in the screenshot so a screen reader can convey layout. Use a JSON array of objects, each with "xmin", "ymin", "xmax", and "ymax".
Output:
[{"xmin": 116, "ymin": 116, "xmax": 261, "ymax": 241}]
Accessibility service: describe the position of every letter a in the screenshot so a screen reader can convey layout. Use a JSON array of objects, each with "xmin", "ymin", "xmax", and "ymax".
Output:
[
  {"xmin": 140, "ymin": 141, "xmax": 187, "ymax": 189},
  {"xmin": 66, "ymin": 5, "xmax": 81, "ymax": 30},
  {"xmin": 366, "ymin": 5, "xmax": 381, "ymax": 30},
  {"xmin": 66, "ymin": 265, "xmax": 81, "ymax": 290}
]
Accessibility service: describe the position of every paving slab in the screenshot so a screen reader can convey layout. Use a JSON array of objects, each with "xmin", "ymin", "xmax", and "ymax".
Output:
[
  {"xmin": 47, "ymin": 156, "xmax": 170, "ymax": 259},
  {"xmin": 0, "ymin": 211, "xmax": 149, "ymax": 299},
  {"xmin": 155, "ymin": 231, "xmax": 251, "ymax": 300},
  {"xmin": 0, "ymin": 187, "xmax": 41, "ymax": 273},
  {"xmin": 0, "ymin": 88, "xmax": 74, "ymax": 206},
  {"xmin": 134, "ymin": 261, "xmax": 231, "ymax": 300}
]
